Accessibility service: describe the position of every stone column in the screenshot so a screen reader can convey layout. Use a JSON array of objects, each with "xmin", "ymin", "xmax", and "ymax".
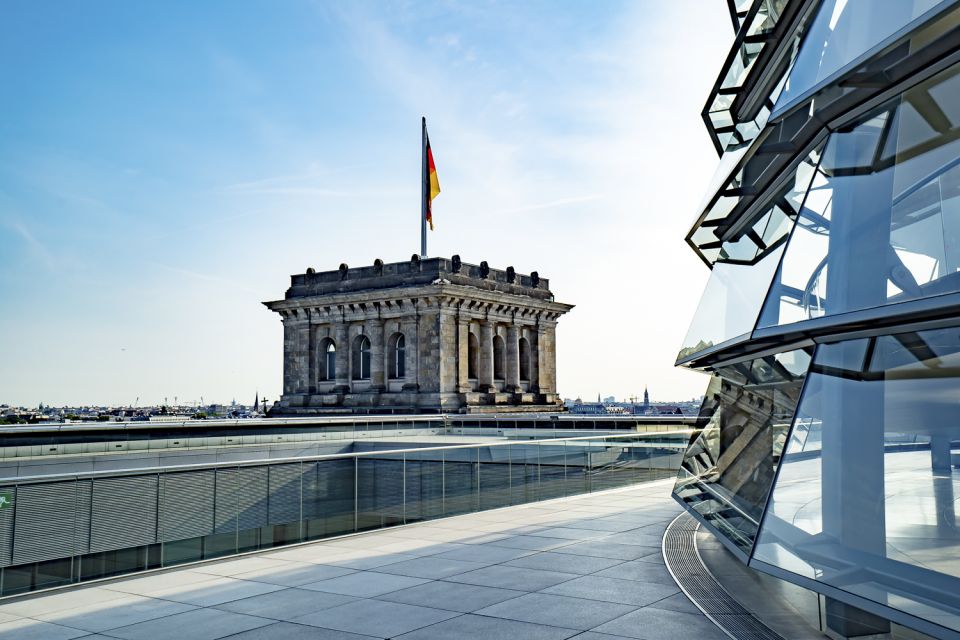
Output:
[
  {"xmin": 367, "ymin": 318, "xmax": 385, "ymax": 392},
  {"xmin": 529, "ymin": 327, "xmax": 541, "ymax": 393},
  {"xmin": 401, "ymin": 317, "xmax": 419, "ymax": 391},
  {"xmin": 281, "ymin": 316, "xmax": 299, "ymax": 395},
  {"xmin": 457, "ymin": 317, "xmax": 471, "ymax": 392},
  {"xmin": 543, "ymin": 324, "xmax": 558, "ymax": 393},
  {"xmin": 534, "ymin": 323, "xmax": 548, "ymax": 395},
  {"xmin": 306, "ymin": 312, "xmax": 317, "ymax": 394},
  {"xmin": 505, "ymin": 324, "xmax": 521, "ymax": 392},
  {"xmin": 333, "ymin": 322, "xmax": 350, "ymax": 393},
  {"xmin": 531, "ymin": 321, "xmax": 557, "ymax": 393},
  {"xmin": 479, "ymin": 320, "xmax": 495, "ymax": 393}
]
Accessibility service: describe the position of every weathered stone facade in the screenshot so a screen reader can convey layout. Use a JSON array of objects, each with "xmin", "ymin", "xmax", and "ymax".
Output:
[{"xmin": 264, "ymin": 256, "xmax": 573, "ymax": 414}]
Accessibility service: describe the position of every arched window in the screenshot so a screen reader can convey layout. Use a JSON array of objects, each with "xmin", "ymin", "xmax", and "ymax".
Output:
[
  {"xmin": 388, "ymin": 333, "xmax": 406, "ymax": 379},
  {"xmin": 468, "ymin": 332, "xmax": 479, "ymax": 378},
  {"xmin": 519, "ymin": 337, "xmax": 531, "ymax": 381},
  {"xmin": 352, "ymin": 335, "xmax": 371, "ymax": 380},
  {"xmin": 319, "ymin": 338, "xmax": 336, "ymax": 381},
  {"xmin": 493, "ymin": 335, "xmax": 505, "ymax": 380}
]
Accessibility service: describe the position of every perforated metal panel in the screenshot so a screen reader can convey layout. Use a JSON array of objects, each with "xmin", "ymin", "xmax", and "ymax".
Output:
[
  {"xmin": 73, "ymin": 480, "xmax": 92, "ymax": 555},
  {"xmin": 12, "ymin": 481, "xmax": 81, "ymax": 565},
  {"xmin": 268, "ymin": 464, "xmax": 301, "ymax": 524},
  {"xmin": 90, "ymin": 475, "xmax": 158, "ymax": 553},
  {"xmin": 214, "ymin": 468, "xmax": 239, "ymax": 534},
  {"xmin": 159, "ymin": 470, "xmax": 215, "ymax": 542},
  {"xmin": 0, "ymin": 486, "xmax": 15, "ymax": 567},
  {"xmin": 236, "ymin": 466, "xmax": 268, "ymax": 531}
]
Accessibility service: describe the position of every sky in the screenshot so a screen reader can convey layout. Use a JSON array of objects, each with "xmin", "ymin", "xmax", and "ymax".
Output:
[{"xmin": 0, "ymin": 1, "xmax": 731, "ymax": 408}]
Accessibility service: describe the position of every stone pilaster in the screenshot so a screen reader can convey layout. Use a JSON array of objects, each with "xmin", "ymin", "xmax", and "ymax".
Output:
[
  {"xmin": 401, "ymin": 316, "xmax": 419, "ymax": 391},
  {"xmin": 529, "ymin": 328, "xmax": 541, "ymax": 392},
  {"xmin": 479, "ymin": 320, "xmax": 496, "ymax": 393},
  {"xmin": 366, "ymin": 317, "xmax": 385, "ymax": 392},
  {"xmin": 505, "ymin": 324, "xmax": 521, "ymax": 392},
  {"xmin": 437, "ymin": 305, "xmax": 459, "ymax": 394},
  {"xmin": 541, "ymin": 323, "xmax": 558, "ymax": 394},
  {"xmin": 306, "ymin": 312, "xmax": 317, "ymax": 394},
  {"xmin": 281, "ymin": 313, "xmax": 311, "ymax": 395},
  {"xmin": 457, "ymin": 316, "xmax": 471, "ymax": 392},
  {"xmin": 417, "ymin": 302, "xmax": 441, "ymax": 393},
  {"xmin": 333, "ymin": 321, "xmax": 350, "ymax": 393}
]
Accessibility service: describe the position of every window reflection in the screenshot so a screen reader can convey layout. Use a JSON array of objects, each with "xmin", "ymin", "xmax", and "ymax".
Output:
[
  {"xmin": 753, "ymin": 326, "xmax": 960, "ymax": 633},
  {"xmin": 775, "ymin": 0, "xmax": 952, "ymax": 114},
  {"xmin": 760, "ymin": 62, "xmax": 960, "ymax": 327},
  {"xmin": 673, "ymin": 348, "xmax": 811, "ymax": 553}
]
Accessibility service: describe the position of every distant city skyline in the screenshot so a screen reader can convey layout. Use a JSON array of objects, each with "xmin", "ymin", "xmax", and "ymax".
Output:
[{"xmin": 0, "ymin": 1, "xmax": 729, "ymax": 406}]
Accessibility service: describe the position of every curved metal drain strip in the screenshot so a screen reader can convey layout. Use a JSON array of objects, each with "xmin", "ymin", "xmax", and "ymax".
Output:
[{"xmin": 662, "ymin": 512, "xmax": 785, "ymax": 640}]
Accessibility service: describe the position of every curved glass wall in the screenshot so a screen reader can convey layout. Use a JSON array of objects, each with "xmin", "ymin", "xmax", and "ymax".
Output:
[
  {"xmin": 774, "ymin": 0, "xmax": 953, "ymax": 115},
  {"xmin": 753, "ymin": 326, "xmax": 960, "ymax": 635},
  {"xmin": 760, "ymin": 61, "xmax": 960, "ymax": 328},
  {"xmin": 673, "ymin": 347, "xmax": 810, "ymax": 554}
]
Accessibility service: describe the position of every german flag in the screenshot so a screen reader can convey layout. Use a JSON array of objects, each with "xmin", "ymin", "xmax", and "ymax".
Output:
[
  {"xmin": 424, "ymin": 122, "xmax": 440, "ymax": 231},
  {"xmin": 426, "ymin": 138, "xmax": 440, "ymax": 230}
]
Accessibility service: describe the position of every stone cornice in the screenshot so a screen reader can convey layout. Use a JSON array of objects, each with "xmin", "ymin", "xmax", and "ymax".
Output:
[{"xmin": 265, "ymin": 282, "xmax": 573, "ymax": 324}]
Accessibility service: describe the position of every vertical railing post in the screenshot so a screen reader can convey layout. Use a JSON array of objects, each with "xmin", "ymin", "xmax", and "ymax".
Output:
[
  {"xmin": 476, "ymin": 447, "xmax": 481, "ymax": 512},
  {"xmin": 508, "ymin": 444, "xmax": 513, "ymax": 505},
  {"xmin": 402, "ymin": 452, "xmax": 407, "ymax": 524},
  {"xmin": 441, "ymin": 450, "xmax": 446, "ymax": 515},
  {"xmin": 298, "ymin": 461, "xmax": 304, "ymax": 542},
  {"xmin": 353, "ymin": 456, "xmax": 359, "ymax": 532}
]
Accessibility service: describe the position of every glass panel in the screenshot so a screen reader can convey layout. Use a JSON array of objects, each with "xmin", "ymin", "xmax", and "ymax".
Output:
[
  {"xmin": 401, "ymin": 450, "xmax": 435, "ymax": 523},
  {"xmin": 538, "ymin": 444, "xmax": 567, "ymax": 500},
  {"xmin": 479, "ymin": 446, "xmax": 512, "ymax": 510},
  {"xmin": 303, "ymin": 459, "xmax": 355, "ymax": 539},
  {"xmin": 775, "ymin": 0, "xmax": 951, "ymax": 113},
  {"xmin": 673, "ymin": 348, "xmax": 812, "ymax": 554},
  {"xmin": 564, "ymin": 442, "xmax": 590, "ymax": 496},
  {"xmin": 680, "ymin": 146, "xmax": 823, "ymax": 361},
  {"xmin": 679, "ymin": 245, "xmax": 786, "ymax": 360},
  {"xmin": 510, "ymin": 444, "xmax": 539, "ymax": 504},
  {"xmin": 762, "ymin": 62, "xmax": 960, "ymax": 327},
  {"xmin": 163, "ymin": 536, "xmax": 203, "ymax": 566},
  {"xmin": 443, "ymin": 449, "xmax": 477, "ymax": 516},
  {"xmin": 356, "ymin": 455, "xmax": 404, "ymax": 530},
  {"xmin": 754, "ymin": 326, "xmax": 960, "ymax": 634}
]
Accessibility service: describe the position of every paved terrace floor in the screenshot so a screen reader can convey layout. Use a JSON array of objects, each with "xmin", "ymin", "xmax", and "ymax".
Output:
[{"xmin": 0, "ymin": 479, "xmax": 729, "ymax": 640}]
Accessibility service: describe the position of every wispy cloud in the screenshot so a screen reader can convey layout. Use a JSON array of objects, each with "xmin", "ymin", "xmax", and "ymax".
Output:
[
  {"xmin": 0, "ymin": 214, "xmax": 58, "ymax": 271},
  {"xmin": 498, "ymin": 194, "xmax": 605, "ymax": 215},
  {"xmin": 148, "ymin": 261, "xmax": 258, "ymax": 294}
]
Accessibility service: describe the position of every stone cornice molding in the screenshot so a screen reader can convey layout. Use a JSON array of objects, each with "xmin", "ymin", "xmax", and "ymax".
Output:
[{"xmin": 265, "ymin": 282, "xmax": 572, "ymax": 316}]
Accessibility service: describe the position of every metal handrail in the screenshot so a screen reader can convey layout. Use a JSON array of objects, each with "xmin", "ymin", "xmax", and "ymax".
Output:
[{"xmin": 5, "ymin": 429, "xmax": 696, "ymax": 486}]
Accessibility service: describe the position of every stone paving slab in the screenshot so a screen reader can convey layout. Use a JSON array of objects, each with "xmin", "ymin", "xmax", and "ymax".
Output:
[{"xmin": 0, "ymin": 480, "xmax": 726, "ymax": 640}]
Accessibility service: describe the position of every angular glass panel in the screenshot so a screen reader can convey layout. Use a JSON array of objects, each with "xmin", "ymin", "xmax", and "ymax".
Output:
[
  {"xmin": 775, "ymin": 0, "xmax": 952, "ymax": 114},
  {"xmin": 760, "ymin": 62, "xmax": 960, "ymax": 328},
  {"xmin": 679, "ymin": 146, "xmax": 822, "ymax": 361},
  {"xmin": 754, "ymin": 326, "xmax": 960, "ymax": 634},
  {"xmin": 673, "ymin": 347, "xmax": 811, "ymax": 554},
  {"xmin": 679, "ymin": 245, "xmax": 785, "ymax": 360}
]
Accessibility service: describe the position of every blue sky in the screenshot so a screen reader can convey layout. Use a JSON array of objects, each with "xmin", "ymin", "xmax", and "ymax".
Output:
[{"xmin": 0, "ymin": 1, "xmax": 730, "ymax": 407}]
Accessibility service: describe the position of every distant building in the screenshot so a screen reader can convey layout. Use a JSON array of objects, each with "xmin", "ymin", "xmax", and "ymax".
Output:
[{"xmin": 264, "ymin": 256, "xmax": 573, "ymax": 414}]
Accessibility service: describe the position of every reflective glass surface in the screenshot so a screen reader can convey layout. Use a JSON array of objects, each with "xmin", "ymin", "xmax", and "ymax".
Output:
[
  {"xmin": 760, "ymin": 62, "xmax": 960, "ymax": 327},
  {"xmin": 775, "ymin": 0, "xmax": 952, "ymax": 113},
  {"xmin": 679, "ymin": 147, "xmax": 821, "ymax": 361},
  {"xmin": 754, "ymin": 326, "xmax": 960, "ymax": 634},
  {"xmin": 673, "ymin": 348, "xmax": 811, "ymax": 553}
]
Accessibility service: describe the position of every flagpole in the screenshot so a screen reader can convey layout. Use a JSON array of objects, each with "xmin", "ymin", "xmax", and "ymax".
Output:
[{"xmin": 420, "ymin": 116, "xmax": 428, "ymax": 258}]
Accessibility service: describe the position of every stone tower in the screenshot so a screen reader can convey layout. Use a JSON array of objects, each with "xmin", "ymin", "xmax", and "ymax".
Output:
[{"xmin": 264, "ymin": 255, "xmax": 573, "ymax": 415}]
